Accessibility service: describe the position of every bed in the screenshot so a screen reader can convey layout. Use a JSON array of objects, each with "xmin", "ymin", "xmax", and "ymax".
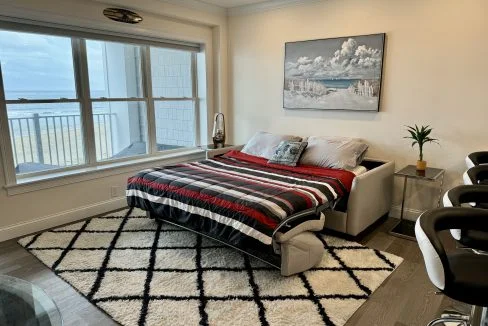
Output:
[{"xmin": 126, "ymin": 150, "xmax": 356, "ymax": 275}]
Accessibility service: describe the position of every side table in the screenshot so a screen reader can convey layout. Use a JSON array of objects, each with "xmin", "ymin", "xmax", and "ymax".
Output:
[
  {"xmin": 199, "ymin": 144, "xmax": 238, "ymax": 159},
  {"xmin": 390, "ymin": 165, "xmax": 445, "ymax": 240}
]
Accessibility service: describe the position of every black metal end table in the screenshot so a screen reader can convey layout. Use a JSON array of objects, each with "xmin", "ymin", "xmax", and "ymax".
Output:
[{"xmin": 390, "ymin": 165, "xmax": 445, "ymax": 241}]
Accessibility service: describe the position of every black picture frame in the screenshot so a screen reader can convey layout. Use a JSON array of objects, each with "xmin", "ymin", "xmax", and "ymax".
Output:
[{"xmin": 283, "ymin": 33, "xmax": 386, "ymax": 112}]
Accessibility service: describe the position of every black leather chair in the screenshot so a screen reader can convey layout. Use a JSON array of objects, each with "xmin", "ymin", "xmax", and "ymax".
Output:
[
  {"xmin": 443, "ymin": 185, "xmax": 488, "ymax": 251},
  {"xmin": 416, "ymin": 207, "xmax": 488, "ymax": 326},
  {"xmin": 445, "ymin": 165, "xmax": 488, "ymax": 246},
  {"xmin": 463, "ymin": 165, "xmax": 488, "ymax": 185},
  {"xmin": 466, "ymin": 151, "xmax": 488, "ymax": 169}
]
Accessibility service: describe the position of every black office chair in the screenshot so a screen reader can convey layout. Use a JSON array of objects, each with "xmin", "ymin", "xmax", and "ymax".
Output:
[
  {"xmin": 466, "ymin": 151, "xmax": 488, "ymax": 169},
  {"xmin": 416, "ymin": 207, "xmax": 488, "ymax": 326}
]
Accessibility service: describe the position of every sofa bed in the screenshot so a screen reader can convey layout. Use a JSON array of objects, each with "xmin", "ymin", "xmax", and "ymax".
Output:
[{"xmin": 126, "ymin": 132, "xmax": 394, "ymax": 275}]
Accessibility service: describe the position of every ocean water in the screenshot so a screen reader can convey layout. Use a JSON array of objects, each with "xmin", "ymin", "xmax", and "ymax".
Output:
[
  {"xmin": 316, "ymin": 79, "xmax": 361, "ymax": 89},
  {"xmin": 6, "ymin": 90, "xmax": 108, "ymax": 118}
]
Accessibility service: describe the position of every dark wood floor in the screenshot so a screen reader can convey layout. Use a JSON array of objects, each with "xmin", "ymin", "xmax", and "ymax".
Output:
[{"xmin": 0, "ymin": 215, "xmax": 468, "ymax": 326}]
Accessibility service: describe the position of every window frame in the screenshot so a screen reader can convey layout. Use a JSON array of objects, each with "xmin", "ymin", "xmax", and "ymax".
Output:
[{"xmin": 0, "ymin": 24, "xmax": 201, "ymax": 185}]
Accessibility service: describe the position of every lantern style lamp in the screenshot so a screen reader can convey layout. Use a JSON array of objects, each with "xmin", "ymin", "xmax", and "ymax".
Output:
[{"xmin": 212, "ymin": 113, "xmax": 225, "ymax": 148}]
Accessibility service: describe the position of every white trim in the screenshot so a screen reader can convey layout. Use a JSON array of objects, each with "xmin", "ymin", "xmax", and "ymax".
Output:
[
  {"xmin": 0, "ymin": 197, "xmax": 127, "ymax": 242},
  {"xmin": 5, "ymin": 150, "xmax": 205, "ymax": 196},
  {"xmin": 463, "ymin": 170, "xmax": 473, "ymax": 185},
  {"xmin": 0, "ymin": 64, "xmax": 17, "ymax": 185},
  {"xmin": 465, "ymin": 155, "xmax": 475, "ymax": 169},
  {"xmin": 0, "ymin": 16, "xmax": 201, "ymax": 52},
  {"xmin": 142, "ymin": 46, "xmax": 157, "ymax": 155},
  {"xmin": 415, "ymin": 217, "xmax": 445, "ymax": 290},
  {"xmin": 155, "ymin": 0, "xmax": 227, "ymax": 15},
  {"xmin": 73, "ymin": 38, "xmax": 98, "ymax": 168},
  {"xmin": 228, "ymin": 0, "xmax": 323, "ymax": 16},
  {"xmin": 389, "ymin": 205, "xmax": 424, "ymax": 221},
  {"xmin": 157, "ymin": 0, "xmax": 323, "ymax": 16}
]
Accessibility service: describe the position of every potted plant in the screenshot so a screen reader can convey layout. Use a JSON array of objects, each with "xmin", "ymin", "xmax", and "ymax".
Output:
[{"xmin": 404, "ymin": 125, "xmax": 439, "ymax": 171}]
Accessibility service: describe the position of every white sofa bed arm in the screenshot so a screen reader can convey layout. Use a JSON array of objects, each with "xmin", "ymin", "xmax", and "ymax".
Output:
[{"xmin": 345, "ymin": 159, "xmax": 395, "ymax": 236}]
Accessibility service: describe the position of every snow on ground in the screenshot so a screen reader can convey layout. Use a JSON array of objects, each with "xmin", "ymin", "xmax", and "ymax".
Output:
[{"xmin": 284, "ymin": 89, "xmax": 379, "ymax": 111}]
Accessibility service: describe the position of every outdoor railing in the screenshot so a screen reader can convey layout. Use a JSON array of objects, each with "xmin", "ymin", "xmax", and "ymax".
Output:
[{"xmin": 8, "ymin": 113, "xmax": 115, "ymax": 171}]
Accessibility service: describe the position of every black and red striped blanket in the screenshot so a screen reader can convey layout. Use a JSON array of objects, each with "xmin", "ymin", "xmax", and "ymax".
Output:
[{"xmin": 126, "ymin": 150, "xmax": 355, "ymax": 251}]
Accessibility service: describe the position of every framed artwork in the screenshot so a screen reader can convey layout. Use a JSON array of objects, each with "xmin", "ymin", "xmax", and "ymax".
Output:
[{"xmin": 283, "ymin": 33, "xmax": 385, "ymax": 111}]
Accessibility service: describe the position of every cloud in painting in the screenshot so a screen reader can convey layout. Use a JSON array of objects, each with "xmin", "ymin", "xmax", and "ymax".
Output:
[{"xmin": 285, "ymin": 38, "xmax": 383, "ymax": 79}]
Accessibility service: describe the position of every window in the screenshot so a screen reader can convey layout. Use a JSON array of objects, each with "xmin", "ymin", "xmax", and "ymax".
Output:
[
  {"xmin": 150, "ymin": 47, "xmax": 196, "ymax": 150},
  {"xmin": 0, "ymin": 26, "xmax": 202, "ymax": 183},
  {"xmin": 86, "ymin": 40, "xmax": 148, "ymax": 161},
  {"xmin": 0, "ymin": 31, "xmax": 85, "ymax": 174}
]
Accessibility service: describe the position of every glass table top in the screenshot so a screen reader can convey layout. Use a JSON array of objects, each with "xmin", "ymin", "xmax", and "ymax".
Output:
[
  {"xmin": 395, "ymin": 165, "xmax": 445, "ymax": 181},
  {"xmin": 0, "ymin": 275, "xmax": 62, "ymax": 326},
  {"xmin": 200, "ymin": 144, "xmax": 234, "ymax": 150}
]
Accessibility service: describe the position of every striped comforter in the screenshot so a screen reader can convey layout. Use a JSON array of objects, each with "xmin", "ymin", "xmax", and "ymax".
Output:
[{"xmin": 126, "ymin": 150, "xmax": 355, "ymax": 251}]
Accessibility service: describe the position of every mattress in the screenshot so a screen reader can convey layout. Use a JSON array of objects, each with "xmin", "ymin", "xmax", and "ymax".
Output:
[
  {"xmin": 126, "ymin": 150, "xmax": 355, "ymax": 255},
  {"xmin": 348, "ymin": 165, "xmax": 368, "ymax": 176}
]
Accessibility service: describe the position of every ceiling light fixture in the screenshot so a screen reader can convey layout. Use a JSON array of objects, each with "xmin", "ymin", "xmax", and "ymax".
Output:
[{"xmin": 103, "ymin": 8, "xmax": 143, "ymax": 24}]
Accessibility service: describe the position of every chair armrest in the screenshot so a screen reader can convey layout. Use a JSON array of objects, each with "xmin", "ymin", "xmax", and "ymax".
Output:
[
  {"xmin": 465, "ymin": 165, "xmax": 488, "ymax": 185},
  {"xmin": 466, "ymin": 151, "xmax": 488, "ymax": 168},
  {"xmin": 345, "ymin": 160, "xmax": 394, "ymax": 235},
  {"xmin": 420, "ymin": 207, "xmax": 488, "ymax": 234},
  {"xmin": 444, "ymin": 185, "xmax": 488, "ymax": 207}
]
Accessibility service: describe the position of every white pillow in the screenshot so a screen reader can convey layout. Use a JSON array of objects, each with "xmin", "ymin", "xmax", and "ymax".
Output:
[
  {"xmin": 298, "ymin": 136, "xmax": 369, "ymax": 169},
  {"xmin": 241, "ymin": 131, "xmax": 302, "ymax": 159}
]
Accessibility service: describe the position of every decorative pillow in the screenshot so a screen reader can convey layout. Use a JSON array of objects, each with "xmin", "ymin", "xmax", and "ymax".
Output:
[
  {"xmin": 298, "ymin": 136, "xmax": 369, "ymax": 169},
  {"xmin": 241, "ymin": 131, "xmax": 302, "ymax": 160},
  {"xmin": 268, "ymin": 141, "xmax": 308, "ymax": 166}
]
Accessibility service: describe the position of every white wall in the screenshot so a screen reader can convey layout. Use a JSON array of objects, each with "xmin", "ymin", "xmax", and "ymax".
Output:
[
  {"xmin": 228, "ymin": 0, "xmax": 488, "ymax": 218},
  {"xmin": 0, "ymin": 0, "xmax": 227, "ymax": 240}
]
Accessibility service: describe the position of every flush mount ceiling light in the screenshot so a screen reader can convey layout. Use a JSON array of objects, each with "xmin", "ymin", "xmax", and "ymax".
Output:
[{"xmin": 103, "ymin": 8, "xmax": 143, "ymax": 24}]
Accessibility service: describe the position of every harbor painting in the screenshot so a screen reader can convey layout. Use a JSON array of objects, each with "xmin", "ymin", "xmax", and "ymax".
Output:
[{"xmin": 284, "ymin": 33, "xmax": 385, "ymax": 111}]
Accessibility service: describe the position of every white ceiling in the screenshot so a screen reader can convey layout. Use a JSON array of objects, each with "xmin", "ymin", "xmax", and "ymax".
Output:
[{"xmin": 198, "ymin": 0, "xmax": 271, "ymax": 8}]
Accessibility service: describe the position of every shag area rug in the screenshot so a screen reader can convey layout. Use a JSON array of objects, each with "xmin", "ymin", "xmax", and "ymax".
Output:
[{"xmin": 19, "ymin": 209, "xmax": 403, "ymax": 326}]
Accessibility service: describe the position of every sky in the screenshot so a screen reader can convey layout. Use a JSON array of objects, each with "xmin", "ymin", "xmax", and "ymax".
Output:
[
  {"xmin": 0, "ymin": 29, "xmax": 106, "ymax": 98},
  {"xmin": 285, "ymin": 34, "xmax": 385, "ymax": 80}
]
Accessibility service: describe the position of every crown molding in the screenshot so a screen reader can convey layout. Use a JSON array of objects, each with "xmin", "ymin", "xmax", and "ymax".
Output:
[
  {"xmin": 228, "ymin": 0, "xmax": 323, "ymax": 16},
  {"xmin": 154, "ymin": 0, "xmax": 227, "ymax": 15},
  {"xmin": 154, "ymin": 0, "xmax": 324, "ymax": 16}
]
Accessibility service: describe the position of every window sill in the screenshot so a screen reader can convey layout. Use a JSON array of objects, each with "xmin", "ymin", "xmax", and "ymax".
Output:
[{"xmin": 4, "ymin": 148, "xmax": 205, "ymax": 196}]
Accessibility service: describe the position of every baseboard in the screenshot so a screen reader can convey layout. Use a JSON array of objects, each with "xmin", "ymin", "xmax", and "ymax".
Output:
[
  {"xmin": 1, "ymin": 201, "xmax": 426, "ymax": 243},
  {"xmin": 389, "ymin": 205, "xmax": 424, "ymax": 221},
  {"xmin": 0, "ymin": 197, "xmax": 127, "ymax": 242}
]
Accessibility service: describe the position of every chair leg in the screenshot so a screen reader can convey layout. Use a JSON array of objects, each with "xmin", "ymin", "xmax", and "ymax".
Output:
[
  {"xmin": 442, "ymin": 309, "xmax": 471, "ymax": 318},
  {"xmin": 429, "ymin": 305, "xmax": 488, "ymax": 326},
  {"xmin": 427, "ymin": 317, "xmax": 468, "ymax": 326},
  {"xmin": 470, "ymin": 306, "xmax": 487, "ymax": 326},
  {"xmin": 482, "ymin": 307, "xmax": 488, "ymax": 326}
]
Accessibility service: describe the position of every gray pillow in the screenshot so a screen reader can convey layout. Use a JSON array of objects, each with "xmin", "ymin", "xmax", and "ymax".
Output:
[
  {"xmin": 241, "ymin": 131, "xmax": 302, "ymax": 159},
  {"xmin": 268, "ymin": 141, "xmax": 308, "ymax": 166},
  {"xmin": 298, "ymin": 136, "xmax": 369, "ymax": 169}
]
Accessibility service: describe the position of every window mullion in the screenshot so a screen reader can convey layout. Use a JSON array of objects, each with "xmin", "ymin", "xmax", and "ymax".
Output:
[
  {"xmin": 72, "ymin": 38, "xmax": 97, "ymax": 165},
  {"xmin": 141, "ymin": 46, "xmax": 157, "ymax": 154},
  {"xmin": 0, "ymin": 64, "xmax": 17, "ymax": 185},
  {"xmin": 191, "ymin": 52, "xmax": 200, "ymax": 147}
]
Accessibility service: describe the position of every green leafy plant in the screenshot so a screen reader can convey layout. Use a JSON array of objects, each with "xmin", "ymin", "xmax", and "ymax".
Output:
[{"xmin": 404, "ymin": 125, "xmax": 439, "ymax": 161}]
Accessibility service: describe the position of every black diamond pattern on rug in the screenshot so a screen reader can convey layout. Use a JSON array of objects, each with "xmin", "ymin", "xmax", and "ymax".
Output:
[{"xmin": 18, "ymin": 208, "xmax": 403, "ymax": 326}]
